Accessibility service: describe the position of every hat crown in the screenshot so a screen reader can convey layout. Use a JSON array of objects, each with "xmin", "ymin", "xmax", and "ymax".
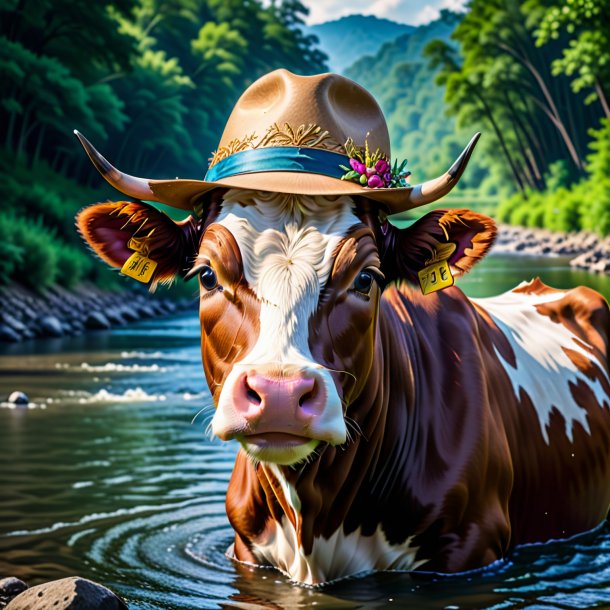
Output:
[{"xmin": 210, "ymin": 70, "xmax": 391, "ymax": 168}]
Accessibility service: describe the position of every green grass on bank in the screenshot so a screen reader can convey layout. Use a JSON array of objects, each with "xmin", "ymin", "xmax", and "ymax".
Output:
[{"xmin": 0, "ymin": 153, "xmax": 200, "ymax": 297}]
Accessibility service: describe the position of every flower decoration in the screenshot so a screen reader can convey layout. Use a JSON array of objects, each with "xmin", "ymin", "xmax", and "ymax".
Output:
[{"xmin": 340, "ymin": 138, "xmax": 411, "ymax": 189}]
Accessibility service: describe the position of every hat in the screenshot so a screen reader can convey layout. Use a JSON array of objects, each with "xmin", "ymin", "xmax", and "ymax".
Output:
[{"xmin": 75, "ymin": 69, "xmax": 479, "ymax": 215}]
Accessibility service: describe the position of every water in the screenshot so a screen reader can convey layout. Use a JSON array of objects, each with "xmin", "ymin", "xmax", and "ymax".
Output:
[{"xmin": 1, "ymin": 254, "xmax": 610, "ymax": 609}]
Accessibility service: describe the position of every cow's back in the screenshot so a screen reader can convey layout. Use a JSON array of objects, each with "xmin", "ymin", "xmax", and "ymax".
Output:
[{"xmin": 473, "ymin": 278, "xmax": 610, "ymax": 545}]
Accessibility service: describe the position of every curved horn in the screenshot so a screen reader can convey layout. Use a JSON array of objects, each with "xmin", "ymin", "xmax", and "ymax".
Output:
[
  {"xmin": 74, "ymin": 130, "xmax": 157, "ymax": 202},
  {"xmin": 407, "ymin": 132, "xmax": 480, "ymax": 207}
]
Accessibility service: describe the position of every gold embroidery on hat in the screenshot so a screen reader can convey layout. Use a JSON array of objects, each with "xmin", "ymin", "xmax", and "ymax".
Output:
[
  {"xmin": 209, "ymin": 134, "xmax": 258, "ymax": 167},
  {"xmin": 208, "ymin": 123, "xmax": 344, "ymax": 168},
  {"xmin": 258, "ymin": 123, "xmax": 343, "ymax": 150}
]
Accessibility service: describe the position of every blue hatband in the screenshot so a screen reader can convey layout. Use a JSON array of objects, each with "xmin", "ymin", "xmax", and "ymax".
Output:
[{"xmin": 205, "ymin": 147, "xmax": 349, "ymax": 182}]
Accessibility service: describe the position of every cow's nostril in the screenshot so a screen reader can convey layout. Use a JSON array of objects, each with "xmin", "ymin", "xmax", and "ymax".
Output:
[
  {"xmin": 244, "ymin": 377, "xmax": 262, "ymax": 405},
  {"xmin": 299, "ymin": 391, "xmax": 314, "ymax": 407},
  {"xmin": 246, "ymin": 388, "xmax": 262, "ymax": 405}
]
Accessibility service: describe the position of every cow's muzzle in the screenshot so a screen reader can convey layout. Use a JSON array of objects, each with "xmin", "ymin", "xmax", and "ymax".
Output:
[{"xmin": 211, "ymin": 365, "xmax": 346, "ymax": 464}]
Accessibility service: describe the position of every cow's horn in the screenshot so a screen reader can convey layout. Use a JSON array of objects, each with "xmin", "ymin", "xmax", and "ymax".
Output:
[
  {"xmin": 74, "ymin": 130, "xmax": 156, "ymax": 202},
  {"xmin": 406, "ymin": 132, "xmax": 480, "ymax": 207}
]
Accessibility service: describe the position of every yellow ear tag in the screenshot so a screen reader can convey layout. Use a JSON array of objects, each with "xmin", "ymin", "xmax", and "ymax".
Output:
[
  {"xmin": 120, "ymin": 235, "xmax": 157, "ymax": 283},
  {"xmin": 418, "ymin": 242, "xmax": 456, "ymax": 296}
]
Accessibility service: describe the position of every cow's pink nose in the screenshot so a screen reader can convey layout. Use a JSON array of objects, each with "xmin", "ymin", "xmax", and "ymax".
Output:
[{"xmin": 235, "ymin": 371, "xmax": 324, "ymax": 424}]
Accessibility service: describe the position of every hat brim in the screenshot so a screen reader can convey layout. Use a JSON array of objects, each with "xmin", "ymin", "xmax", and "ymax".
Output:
[
  {"xmin": 147, "ymin": 171, "xmax": 423, "ymax": 215},
  {"xmin": 74, "ymin": 130, "xmax": 480, "ymax": 216}
]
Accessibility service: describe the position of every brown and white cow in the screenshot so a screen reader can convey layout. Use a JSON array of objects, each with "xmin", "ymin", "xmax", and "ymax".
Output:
[{"xmin": 77, "ymin": 189, "xmax": 610, "ymax": 585}]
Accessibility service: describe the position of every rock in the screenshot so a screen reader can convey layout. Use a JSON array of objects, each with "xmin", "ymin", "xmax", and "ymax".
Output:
[
  {"xmin": 0, "ymin": 325, "xmax": 21, "ymax": 342},
  {"xmin": 105, "ymin": 309, "xmax": 125, "ymax": 326},
  {"xmin": 118, "ymin": 308, "xmax": 139, "ymax": 323},
  {"xmin": 0, "ymin": 313, "xmax": 27, "ymax": 335},
  {"xmin": 84, "ymin": 312, "xmax": 111, "ymax": 330},
  {"xmin": 136, "ymin": 305, "xmax": 155, "ymax": 319},
  {"xmin": 37, "ymin": 315, "xmax": 64, "ymax": 338},
  {"xmin": 5, "ymin": 577, "xmax": 127, "ymax": 610},
  {"xmin": 7, "ymin": 391, "xmax": 29, "ymax": 405},
  {"xmin": 0, "ymin": 577, "xmax": 28, "ymax": 607}
]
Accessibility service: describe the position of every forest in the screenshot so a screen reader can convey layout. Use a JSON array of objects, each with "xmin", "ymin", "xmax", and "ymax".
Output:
[
  {"xmin": 425, "ymin": 0, "xmax": 610, "ymax": 233},
  {"xmin": 0, "ymin": 0, "xmax": 326, "ymax": 291},
  {"xmin": 1, "ymin": 0, "xmax": 609, "ymax": 294}
]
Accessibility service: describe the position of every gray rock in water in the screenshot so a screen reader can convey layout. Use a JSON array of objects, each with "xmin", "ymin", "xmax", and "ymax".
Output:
[
  {"xmin": 37, "ymin": 315, "xmax": 64, "ymax": 338},
  {"xmin": 84, "ymin": 312, "xmax": 111, "ymax": 330},
  {"xmin": 0, "ymin": 577, "xmax": 28, "ymax": 606},
  {"xmin": 4, "ymin": 577, "xmax": 128, "ymax": 610},
  {"xmin": 7, "ymin": 391, "xmax": 29, "ymax": 405}
]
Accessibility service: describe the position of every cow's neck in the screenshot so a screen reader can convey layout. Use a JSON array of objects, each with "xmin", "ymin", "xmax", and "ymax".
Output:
[{"xmin": 228, "ymin": 286, "xmax": 439, "ymax": 582}]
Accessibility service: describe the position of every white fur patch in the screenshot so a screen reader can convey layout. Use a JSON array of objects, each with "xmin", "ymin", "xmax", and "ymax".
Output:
[
  {"xmin": 215, "ymin": 190, "xmax": 359, "ymax": 365},
  {"xmin": 473, "ymin": 283, "xmax": 610, "ymax": 443},
  {"xmin": 250, "ymin": 464, "xmax": 424, "ymax": 584}
]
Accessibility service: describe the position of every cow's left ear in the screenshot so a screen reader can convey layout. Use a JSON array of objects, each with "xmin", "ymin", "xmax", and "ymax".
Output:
[
  {"xmin": 381, "ymin": 208, "xmax": 497, "ymax": 285},
  {"xmin": 77, "ymin": 201, "xmax": 200, "ymax": 290}
]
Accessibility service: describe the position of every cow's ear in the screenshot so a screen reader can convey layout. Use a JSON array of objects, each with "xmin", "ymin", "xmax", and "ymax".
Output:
[
  {"xmin": 76, "ymin": 201, "xmax": 200, "ymax": 290},
  {"xmin": 381, "ymin": 208, "xmax": 497, "ymax": 285}
]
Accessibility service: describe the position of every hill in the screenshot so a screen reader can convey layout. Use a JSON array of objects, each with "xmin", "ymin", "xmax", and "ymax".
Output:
[
  {"xmin": 306, "ymin": 15, "xmax": 414, "ymax": 73},
  {"xmin": 344, "ymin": 10, "xmax": 492, "ymax": 199}
]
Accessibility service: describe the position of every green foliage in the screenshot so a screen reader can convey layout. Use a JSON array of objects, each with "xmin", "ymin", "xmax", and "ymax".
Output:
[
  {"xmin": 0, "ymin": 214, "xmax": 58, "ymax": 290},
  {"xmin": 0, "ymin": 0, "xmax": 328, "ymax": 294},
  {"xmin": 533, "ymin": 0, "xmax": 610, "ymax": 111},
  {"xmin": 498, "ymin": 118, "xmax": 610, "ymax": 236}
]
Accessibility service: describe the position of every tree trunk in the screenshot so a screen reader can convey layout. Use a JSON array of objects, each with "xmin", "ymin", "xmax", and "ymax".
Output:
[
  {"xmin": 497, "ymin": 42, "xmax": 584, "ymax": 172},
  {"xmin": 595, "ymin": 78, "xmax": 610, "ymax": 120},
  {"xmin": 473, "ymin": 88, "xmax": 527, "ymax": 195},
  {"xmin": 32, "ymin": 124, "xmax": 46, "ymax": 167}
]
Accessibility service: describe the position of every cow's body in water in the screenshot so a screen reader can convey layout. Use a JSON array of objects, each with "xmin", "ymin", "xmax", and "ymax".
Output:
[{"xmin": 78, "ymin": 190, "xmax": 610, "ymax": 585}]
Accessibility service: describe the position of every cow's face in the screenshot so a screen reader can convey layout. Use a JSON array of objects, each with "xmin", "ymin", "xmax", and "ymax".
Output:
[
  {"xmin": 77, "ymin": 192, "xmax": 495, "ymax": 466},
  {"xmin": 192, "ymin": 190, "xmax": 381, "ymax": 465}
]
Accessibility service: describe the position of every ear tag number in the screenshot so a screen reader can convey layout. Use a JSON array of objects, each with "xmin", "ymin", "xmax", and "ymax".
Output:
[
  {"xmin": 418, "ymin": 242, "xmax": 456, "ymax": 296},
  {"xmin": 121, "ymin": 234, "xmax": 157, "ymax": 283}
]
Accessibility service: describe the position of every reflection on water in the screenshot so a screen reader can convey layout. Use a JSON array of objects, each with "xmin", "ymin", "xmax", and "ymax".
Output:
[{"xmin": 1, "ymin": 255, "xmax": 610, "ymax": 609}]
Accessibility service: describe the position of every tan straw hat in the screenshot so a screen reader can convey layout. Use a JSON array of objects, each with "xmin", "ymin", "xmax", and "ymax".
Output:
[{"xmin": 75, "ymin": 69, "xmax": 479, "ymax": 215}]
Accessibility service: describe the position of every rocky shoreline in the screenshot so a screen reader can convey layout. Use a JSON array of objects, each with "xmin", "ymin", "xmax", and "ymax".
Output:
[
  {"xmin": 495, "ymin": 224, "xmax": 610, "ymax": 273},
  {"xmin": 0, "ymin": 283, "xmax": 194, "ymax": 344}
]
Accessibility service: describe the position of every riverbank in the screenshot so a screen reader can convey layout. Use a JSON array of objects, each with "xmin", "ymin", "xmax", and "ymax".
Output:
[
  {"xmin": 0, "ymin": 283, "xmax": 194, "ymax": 343},
  {"xmin": 494, "ymin": 224, "xmax": 610, "ymax": 273}
]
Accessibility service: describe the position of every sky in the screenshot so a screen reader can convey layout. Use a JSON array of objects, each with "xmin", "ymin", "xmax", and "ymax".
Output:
[{"xmin": 300, "ymin": 0, "xmax": 467, "ymax": 26}]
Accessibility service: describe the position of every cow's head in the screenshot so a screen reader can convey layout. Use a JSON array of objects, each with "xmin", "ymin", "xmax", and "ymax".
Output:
[{"xmin": 77, "ymin": 191, "xmax": 495, "ymax": 465}]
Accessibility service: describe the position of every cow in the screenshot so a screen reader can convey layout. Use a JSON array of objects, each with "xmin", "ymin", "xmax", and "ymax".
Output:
[
  {"xmin": 76, "ymin": 189, "xmax": 610, "ymax": 585},
  {"xmin": 74, "ymin": 70, "xmax": 610, "ymax": 586}
]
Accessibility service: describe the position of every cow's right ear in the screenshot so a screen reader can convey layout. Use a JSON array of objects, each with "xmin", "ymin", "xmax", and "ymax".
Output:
[{"xmin": 76, "ymin": 201, "xmax": 200, "ymax": 290}]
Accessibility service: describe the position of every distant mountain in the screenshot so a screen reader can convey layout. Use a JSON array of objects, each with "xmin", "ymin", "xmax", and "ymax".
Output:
[{"xmin": 306, "ymin": 15, "xmax": 414, "ymax": 73}]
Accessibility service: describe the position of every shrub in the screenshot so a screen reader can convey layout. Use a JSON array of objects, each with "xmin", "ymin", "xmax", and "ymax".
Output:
[{"xmin": 0, "ymin": 213, "xmax": 58, "ymax": 290}]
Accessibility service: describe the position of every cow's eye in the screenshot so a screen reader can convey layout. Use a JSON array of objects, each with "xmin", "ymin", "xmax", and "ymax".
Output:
[
  {"xmin": 353, "ymin": 270, "xmax": 374, "ymax": 295},
  {"xmin": 199, "ymin": 265, "xmax": 218, "ymax": 290}
]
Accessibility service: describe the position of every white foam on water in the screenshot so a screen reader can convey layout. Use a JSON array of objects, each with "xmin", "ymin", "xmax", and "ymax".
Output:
[
  {"xmin": 120, "ymin": 350, "xmax": 164, "ymax": 359},
  {"xmin": 77, "ymin": 387, "xmax": 167, "ymax": 403},
  {"xmin": 55, "ymin": 362, "xmax": 168, "ymax": 373},
  {"xmin": 0, "ymin": 402, "xmax": 47, "ymax": 410}
]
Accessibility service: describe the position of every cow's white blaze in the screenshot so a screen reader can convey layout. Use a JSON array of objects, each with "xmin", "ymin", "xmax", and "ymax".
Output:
[
  {"xmin": 242, "ymin": 464, "xmax": 424, "ymax": 585},
  {"xmin": 474, "ymin": 282, "xmax": 610, "ymax": 443},
  {"xmin": 211, "ymin": 190, "xmax": 360, "ymax": 449}
]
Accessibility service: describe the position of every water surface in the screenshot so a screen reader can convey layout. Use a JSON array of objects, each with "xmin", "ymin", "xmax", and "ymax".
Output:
[{"xmin": 1, "ymin": 254, "xmax": 610, "ymax": 609}]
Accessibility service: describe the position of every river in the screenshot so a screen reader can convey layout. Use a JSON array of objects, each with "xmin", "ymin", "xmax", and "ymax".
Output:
[{"xmin": 1, "ymin": 254, "xmax": 610, "ymax": 610}]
